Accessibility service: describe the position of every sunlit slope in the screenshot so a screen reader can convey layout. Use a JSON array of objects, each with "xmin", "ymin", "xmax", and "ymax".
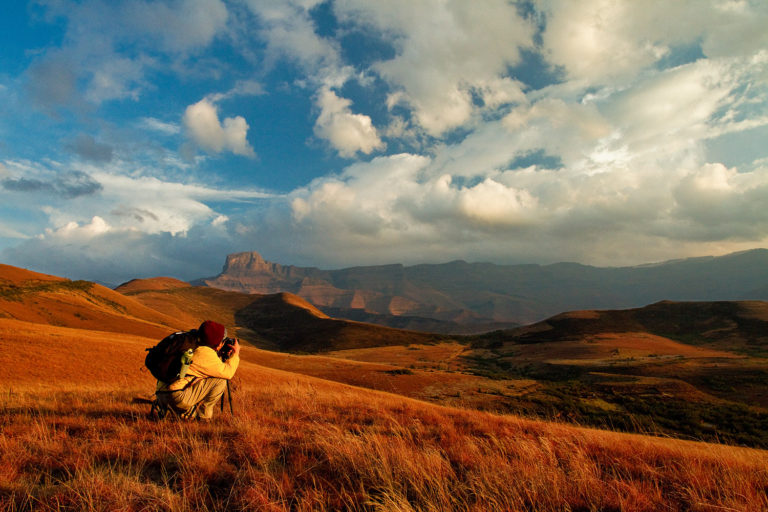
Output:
[
  {"xmin": 115, "ymin": 276, "xmax": 190, "ymax": 293},
  {"xmin": 0, "ymin": 264, "xmax": 184, "ymax": 338}
]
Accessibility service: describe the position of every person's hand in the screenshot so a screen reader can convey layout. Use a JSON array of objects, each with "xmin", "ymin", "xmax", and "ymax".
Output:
[{"xmin": 232, "ymin": 339, "xmax": 241, "ymax": 356}]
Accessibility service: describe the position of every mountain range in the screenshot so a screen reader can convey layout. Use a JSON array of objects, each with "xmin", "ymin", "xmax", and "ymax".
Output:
[{"xmin": 197, "ymin": 248, "xmax": 768, "ymax": 329}]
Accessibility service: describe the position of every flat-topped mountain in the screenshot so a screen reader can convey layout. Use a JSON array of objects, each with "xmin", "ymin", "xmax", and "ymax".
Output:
[{"xmin": 198, "ymin": 249, "xmax": 768, "ymax": 326}]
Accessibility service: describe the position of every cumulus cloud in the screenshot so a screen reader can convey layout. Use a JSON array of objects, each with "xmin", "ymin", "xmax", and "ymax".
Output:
[
  {"xmin": 334, "ymin": 0, "xmax": 533, "ymax": 135},
  {"xmin": 314, "ymin": 88, "xmax": 384, "ymax": 157},
  {"xmin": 244, "ymin": 0, "xmax": 346, "ymax": 84},
  {"xmin": 540, "ymin": 0, "xmax": 768, "ymax": 85},
  {"xmin": 6, "ymin": 0, "xmax": 768, "ymax": 282},
  {"xmin": 42, "ymin": 216, "xmax": 112, "ymax": 241},
  {"xmin": 281, "ymin": 119, "xmax": 768, "ymax": 267},
  {"xmin": 183, "ymin": 98, "xmax": 255, "ymax": 157}
]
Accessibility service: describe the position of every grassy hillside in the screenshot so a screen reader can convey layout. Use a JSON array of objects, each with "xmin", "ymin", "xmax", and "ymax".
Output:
[
  {"xmin": 1, "ymin": 319, "xmax": 767, "ymax": 511},
  {"xmin": 0, "ymin": 265, "xmax": 184, "ymax": 338},
  {"xmin": 483, "ymin": 300, "xmax": 768, "ymax": 356}
]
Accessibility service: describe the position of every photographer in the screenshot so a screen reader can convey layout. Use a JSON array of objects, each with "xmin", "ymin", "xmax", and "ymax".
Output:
[{"xmin": 155, "ymin": 320, "xmax": 240, "ymax": 420}]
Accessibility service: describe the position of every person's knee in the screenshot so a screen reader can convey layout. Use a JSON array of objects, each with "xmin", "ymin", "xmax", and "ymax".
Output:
[{"xmin": 211, "ymin": 377, "xmax": 227, "ymax": 391}]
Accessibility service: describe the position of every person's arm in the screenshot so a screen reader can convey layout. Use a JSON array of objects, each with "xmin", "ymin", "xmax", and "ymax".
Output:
[{"xmin": 188, "ymin": 345, "xmax": 240, "ymax": 380}]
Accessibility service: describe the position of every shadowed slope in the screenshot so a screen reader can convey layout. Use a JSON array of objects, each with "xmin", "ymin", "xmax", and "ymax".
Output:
[
  {"xmin": 116, "ymin": 279, "xmax": 258, "ymax": 335},
  {"xmin": 234, "ymin": 292, "xmax": 449, "ymax": 352}
]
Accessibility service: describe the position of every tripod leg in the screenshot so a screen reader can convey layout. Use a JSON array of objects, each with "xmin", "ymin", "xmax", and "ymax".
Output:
[{"xmin": 227, "ymin": 380, "xmax": 234, "ymax": 415}]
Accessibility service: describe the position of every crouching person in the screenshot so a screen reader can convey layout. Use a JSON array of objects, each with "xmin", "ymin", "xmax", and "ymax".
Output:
[{"xmin": 155, "ymin": 320, "xmax": 240, "ymax": 420}]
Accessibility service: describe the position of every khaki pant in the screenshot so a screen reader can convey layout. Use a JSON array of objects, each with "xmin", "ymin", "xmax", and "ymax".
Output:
[{"xmin": 157, "ymin": 377, "xmax": 227, "ymax": 419}]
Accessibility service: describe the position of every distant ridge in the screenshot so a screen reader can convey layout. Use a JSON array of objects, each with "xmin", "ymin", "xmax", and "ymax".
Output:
[
  {"xmin": 115, "ymin": 277, "xmax": 190, "ymax": 294},
  {"xmin": 198, "ymin": 249, "xmax": 768, "ymax": 325},
  {"xmin": 480, "ymin": 300, "xmax": 768, "ymax": 355}
]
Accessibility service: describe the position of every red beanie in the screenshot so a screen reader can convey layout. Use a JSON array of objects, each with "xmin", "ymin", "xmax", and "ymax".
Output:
[{"xmin": 198, "ymin": 320, "xmax": 226, "ymax": 348}]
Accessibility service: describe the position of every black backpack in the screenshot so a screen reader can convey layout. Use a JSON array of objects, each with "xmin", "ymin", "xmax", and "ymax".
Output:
[{"xmin": 145, "ymin": 330, "xmax": 200, "ymax": 383}]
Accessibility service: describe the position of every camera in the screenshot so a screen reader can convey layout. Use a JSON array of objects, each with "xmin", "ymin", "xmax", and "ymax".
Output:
[{"xmin": 218, "ymin": 337, "xmax": 238, "ymax": 361}]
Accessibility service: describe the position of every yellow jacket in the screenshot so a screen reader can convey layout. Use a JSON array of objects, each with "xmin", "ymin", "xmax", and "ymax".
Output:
[{"xmin": 157, "ymin": 345, "xmax": 240, "ymax": 392}]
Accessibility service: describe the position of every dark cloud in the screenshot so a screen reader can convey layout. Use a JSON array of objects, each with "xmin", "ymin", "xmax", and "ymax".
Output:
[
  {"xmin": 55, "ymin": 171, "xmax": 103, "ymax": 197},
  {"xmin": 1, "ymin": 171, "xmax": 102, "ymax": 198},
  {"xmin": 25, "ymin": 54, "xmax": 81, "ymax": 112},
  {"xmin": 67, "ymin": 134, "xmax": 114, "ymax": 163},
  {"xmin": 111, "ymin": 206, "xmax": 160, "ymax": 223},
  {"xmin": 1, "ymin": 177, "xmax": 52, "ymax": 193}
]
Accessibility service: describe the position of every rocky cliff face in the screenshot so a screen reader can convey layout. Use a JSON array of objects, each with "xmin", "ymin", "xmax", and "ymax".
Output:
[{"xmin": 199, "ymin": 249, "xmax": 768, "ymax": 326}]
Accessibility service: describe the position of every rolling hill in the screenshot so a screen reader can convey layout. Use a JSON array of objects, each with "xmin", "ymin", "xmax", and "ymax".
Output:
[
  {"xmin": 479, "ymin": 300, "xmax": 768, "ymax": 356},
  {"xmin": 0, "ymin": 264, "xmax": 184, "ymax": 338}
]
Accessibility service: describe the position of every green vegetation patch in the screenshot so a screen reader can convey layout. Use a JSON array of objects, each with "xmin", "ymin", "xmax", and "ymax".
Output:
[
  {"xmin": 464, "ymin": 353, "xmax": 768, "ymax": 448},
  {"xmin": 0, "ymin": 280, "xmax": 94, "ymax": 301}
]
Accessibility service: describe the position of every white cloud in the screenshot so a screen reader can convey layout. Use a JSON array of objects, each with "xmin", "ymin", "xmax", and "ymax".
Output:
[
  {"xmin": 207, "ymin": 80, "xmax": 265, "ymax": 103},
  {"xmin": 540, "ymin": 0, "xmax": 768, "ymax": 86},
  {"xmin": 123, "ymin": 0, "xmax": 229, "ymax": 53},
  {"xmin": 183, "ymin": 98, "xmax": 255, "ymax": 157},
  {"xmin": 314, "ymin": 88, "xmax": 384, "ymax": 157},
  {"xmin": 334, "ymin": 0, "xmax": 534, "ymax": 135},
  {"xmin": 141, "ymin": 117, "xmax": 181, "ymax": 135},
  {"xmin": 42, "ymin": 216, "xmax": 112, "ymax": 241},
  {"xmin": 244, "ymin": 0, "xmax": 348, "ymax": 86},
  {"xmin": 7, "ymin": 0, "xmax": 768, "ymax": 282}
]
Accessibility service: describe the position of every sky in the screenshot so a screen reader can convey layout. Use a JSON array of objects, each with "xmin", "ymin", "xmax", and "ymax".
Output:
[{"xmin": 1, "ymin": 0, "xmax": 767, "ymax": 285}]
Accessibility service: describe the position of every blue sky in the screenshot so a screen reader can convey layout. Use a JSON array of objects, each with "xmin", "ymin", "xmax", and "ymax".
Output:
[{"xmin": 1, "ymin": 0, "xmax": 767, "ymax": 285}]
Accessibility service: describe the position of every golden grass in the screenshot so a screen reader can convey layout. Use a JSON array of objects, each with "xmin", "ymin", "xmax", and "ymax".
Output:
[
  {"xmin": 2, "ymin": 318, "xmax": 768, "ymax": 511},
  {"xmin": 2, "ymin": 377, "xmax": 767, "ymax": 512}
]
